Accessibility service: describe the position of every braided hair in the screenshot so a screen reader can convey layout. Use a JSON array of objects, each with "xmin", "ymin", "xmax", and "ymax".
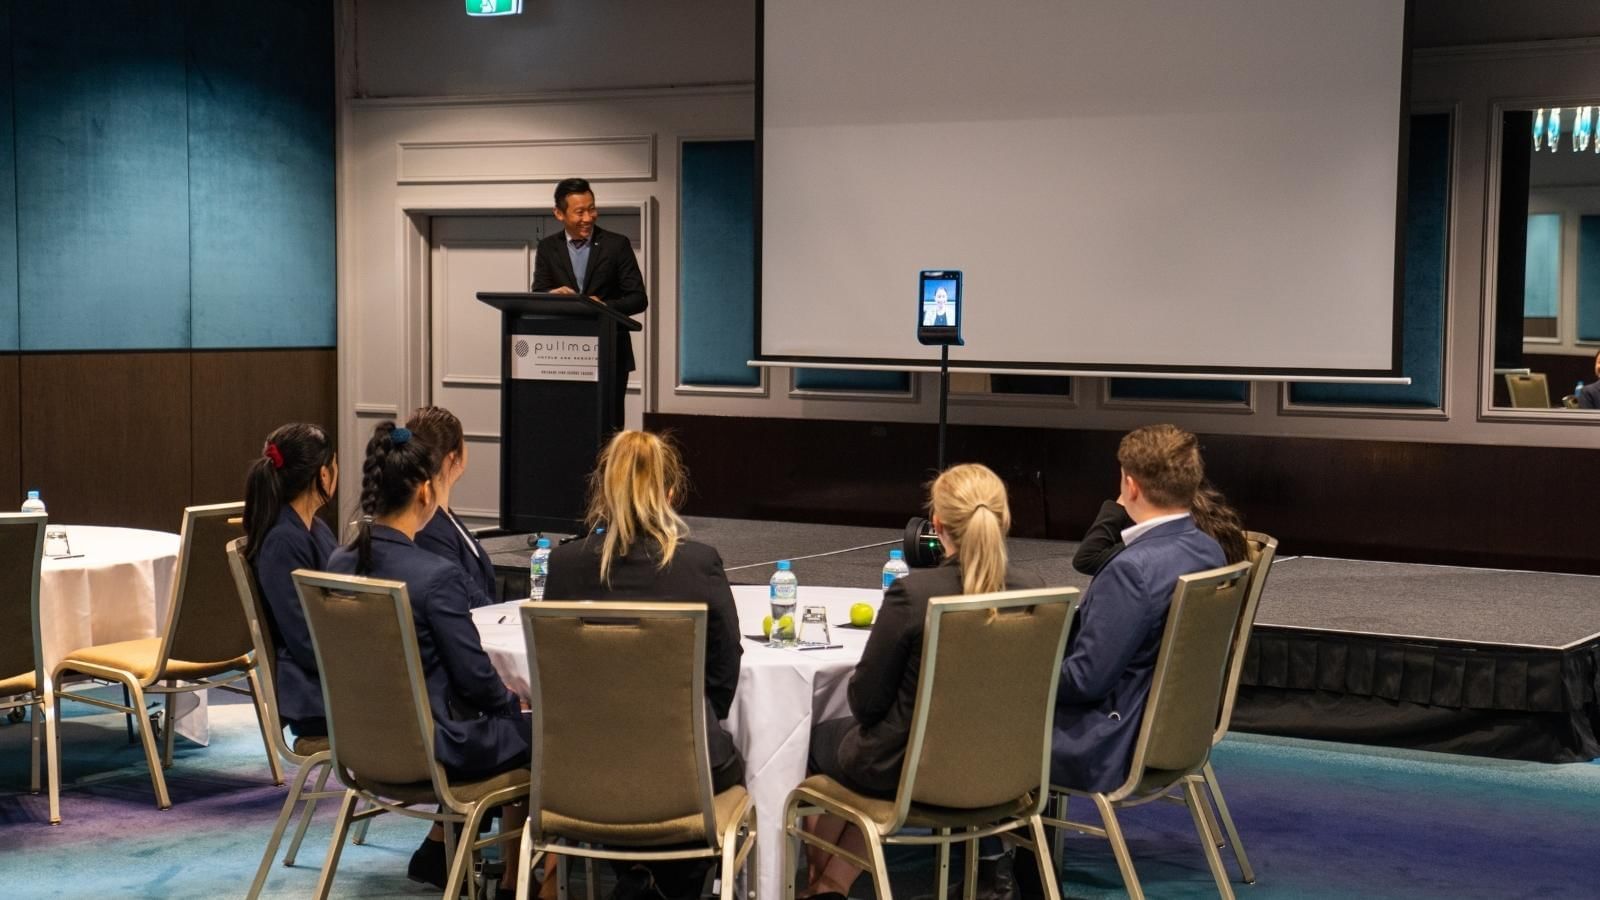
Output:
[
  {"xmin": 243, "ymin": 424, "xmax": 334, "ymax": 564},
  {"xmin": 349, "ymin": 421, "xmax": 441, "ymax": 575}
]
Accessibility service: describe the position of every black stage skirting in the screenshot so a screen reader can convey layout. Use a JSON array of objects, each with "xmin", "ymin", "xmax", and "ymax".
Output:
[{"xmin": 481, "ymin": 520, "xmax": 1600, "ymax": 764}]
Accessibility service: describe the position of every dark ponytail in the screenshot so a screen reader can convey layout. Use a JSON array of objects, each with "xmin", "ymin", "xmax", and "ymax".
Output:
[
  {"xmin": 243, "ymin": 423, "xmax": 335, "ymax": 564},
  {"xmin": 350, "ymin": 421, "xmax": 441, "ymax": 575},
  {"xmin": 1192, "ymin": 481, "xmax": 1247, "ymax": 565}
]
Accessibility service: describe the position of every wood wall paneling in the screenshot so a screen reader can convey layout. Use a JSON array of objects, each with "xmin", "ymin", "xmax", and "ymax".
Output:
[
  {"xmin": 0, "ymin": 355, "xmax": 19, "ymax": 506},
  {"xmin": 190, "ymin": 349, "xmax": 339, "ymax": 512},
  {"xmin": 20, "ymin": 353, "xmax": 191, "ymax": 531},
  {"xmin": 650, "ymin": 413, "xmax": 1598, "ymax": 575}
]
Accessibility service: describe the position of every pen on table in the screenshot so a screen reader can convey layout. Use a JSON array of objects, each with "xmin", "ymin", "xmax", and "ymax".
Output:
[
  {"xmin": 498, "ymin": 615, "xmax": 508, "ymax": 624},
  {"xmin": 796, "ymin": 644, "xmax": 844, "ymax": 651}
]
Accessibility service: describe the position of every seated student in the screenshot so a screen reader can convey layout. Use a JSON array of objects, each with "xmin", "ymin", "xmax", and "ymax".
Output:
[
  {"xmin": 1071, "ymin": 482, "xmax": 1245, "ymax": 576},
  {"xmin": 800, "ymin": 464, "xmax": 1043, "ymax": 900},
  {"xmin": 1579, "ymin": 350, "xmax": 1600, "ymax": 409},
  {"xmin": 406, "ymin": 406, "xmax": 497, "ymax": 608},
  {"xmin": 543, "ymin": 430, "xmax": 745, "ymax": 900},
  {"xmin": 326, "ymin": 422, "xmax": 528, "ymax": 898},
  {"xmin": 242, "ymin": 423, "xmax": 338, "ymax": 739}
]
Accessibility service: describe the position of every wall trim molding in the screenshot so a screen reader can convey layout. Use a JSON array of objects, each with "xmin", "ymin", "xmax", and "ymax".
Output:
[
  {"xmin": 1414, "ymin": 37, "xmax": 1600, "ymax": 62},
  {"xmin": 351, "ymin": 81, "xmax": 754, "ymax": 110},
  {"xmin": 397, "ymin": 135, "xmax": 656, "ymax": 184}
]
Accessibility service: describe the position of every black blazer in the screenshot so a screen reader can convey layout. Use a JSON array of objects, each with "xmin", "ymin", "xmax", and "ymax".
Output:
[
  {"xmin": 1578, "ymin": 381, "xmax": 1600, "ymax": 410},
  {"xmin": 1072, "ymin": 500, "xmax": 1134, "ymax": 576},
  {"xmin": 543, "ymin": 534, "xmax": 745, "ymax": 781},
  {"xmin": 835, "ymin": 559, "xmax": 1044, "ymax": 795},
  {"xmin": 415, "ymin": 507, "xmax": 497, "ymax": 609},
  {"xmin": 326, "ymin": 525, "xmax": 528, "ymax": 779},
  {"xmin": 530, "ymin": 225, "xmax": 648, "ymax": 373}
]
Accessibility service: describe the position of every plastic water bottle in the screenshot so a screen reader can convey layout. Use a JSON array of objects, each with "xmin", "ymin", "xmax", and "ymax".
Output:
[
  {"xmin": 768, "ymin": 560, "xmax": 798, "ymax": 646},
  {"xmin": 882, "ymin": 548, "xmax": 910, "ymax": 594},
  {"xmin": 20, "ymin": 490, "xmax": 45, "ymax": 516},
  {"xmin": 529, "ymin": 537, "xmax": 551, "ymax": 601}
]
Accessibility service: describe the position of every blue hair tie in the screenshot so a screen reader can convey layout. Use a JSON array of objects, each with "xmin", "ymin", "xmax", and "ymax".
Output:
[{"xmin": 391, "ymin": 426, "xmax": 412, "ymax": 445}]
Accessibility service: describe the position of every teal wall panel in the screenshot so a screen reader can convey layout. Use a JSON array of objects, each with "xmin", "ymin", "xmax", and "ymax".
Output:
[
  {"xmin": 794, "ymin": 369, "xmax": 911, "ymax": 392},
  {"xmin": 1108, "ymin": 378, "xmax": 1248, "ymax": 403},
  {"xmin": 1291, "ymin": 113, "xmax": 1451, "ymax": 408},
  {"xmin": 991, "ymin": 374, "xmax": 1071, "ymax": 396},
  {"xmin": 1576, "ymin": 216, "xmax": 1600, "ymax": 342},
  {"xmin": 187, "ymin": 0, "xmax": 335, "ymax": 348},
  {"xmin": 679, "ymin": 141, "xmax": 759, "ymax": 386},
  {"xmin": 0, "ymin": 3, "xmax": 16, "ymax": 352},
  {"xmin": 13, "ymin": 3, "xmax": 191, "ymax": 351},
  {"xmin": 1523, "ymin": 213, "xmax": 1560, "ymax": 318}
]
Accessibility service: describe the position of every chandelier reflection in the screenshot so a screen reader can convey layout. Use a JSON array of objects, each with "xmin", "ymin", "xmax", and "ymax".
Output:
[{"xmin": 1533, "ymin": 107, "xmax": 1600, "ymax": 152}]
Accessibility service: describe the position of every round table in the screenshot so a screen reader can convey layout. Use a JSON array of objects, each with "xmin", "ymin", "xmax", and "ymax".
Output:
[
  {"xmin": 40, "ymin": 525, "xmax": 207, "ymax": 743},
  {"xmin": 472, "ymin": 583, "xmax": 881, "ymax": 900}
]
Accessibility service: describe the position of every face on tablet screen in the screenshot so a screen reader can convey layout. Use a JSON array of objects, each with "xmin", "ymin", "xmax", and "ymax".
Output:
[{"xmin": 918, "ymin": 271, "xmax": 963, "ymax": 345}]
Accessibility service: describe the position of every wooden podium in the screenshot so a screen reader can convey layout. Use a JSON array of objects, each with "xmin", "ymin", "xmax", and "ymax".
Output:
[{"xmin": 476, "ymin": 292, "xmax": 641, "ymax": 534}]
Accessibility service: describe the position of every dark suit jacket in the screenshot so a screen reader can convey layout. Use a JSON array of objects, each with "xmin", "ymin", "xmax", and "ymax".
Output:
[
  {"xmin": 1579, "ymin": 381, "xmax": 1600, "ymax": 410},
  {"xmin": 834, "ymin": 560, "xmax": 1044, "ymax": 796},
  {"xmin": 415, "ymin": 507, "xmax": 497, "ymax": 609},
  {"xmin": 543, "ymin": 534, "xmax": 745, "ymax": 783},
  {"xmin": 326, "ymin": 525, "xmax": 528, "ymax": 779},
  {"xmin": 251, "ymin": 505, "xmax": 338, "ymax": 728},
  {"xmin": 1051, "ymin": 516, "xmax": 1224, "ymax": 793},
  {"xmin": 1072, "ymin": 500, "xmax": 1134, "ymax": 577},
  {"xmin": 530, "ymin": 225, "xmax": 648, "ymax": 374}
]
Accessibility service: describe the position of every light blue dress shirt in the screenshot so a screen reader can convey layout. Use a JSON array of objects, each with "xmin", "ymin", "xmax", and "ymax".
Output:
[{"xmin": 566, "ymin": 233, "xmax": 592, "ymax": 294}]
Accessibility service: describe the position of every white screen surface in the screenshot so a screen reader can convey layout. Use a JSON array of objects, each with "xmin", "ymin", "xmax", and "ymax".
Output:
[{"xmin": 759, "ymin": 0, "xmax": 1408, "ymax": 375}]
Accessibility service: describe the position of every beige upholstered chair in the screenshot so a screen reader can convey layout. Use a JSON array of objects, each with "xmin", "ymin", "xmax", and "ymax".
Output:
[
  {"xmin": 513, "ymin": 601, "xmax": 758, "ymax": 900},
  {"xmin": 227, "ymin": 537, "xmax": 357, "ymax": 898},
  {"xmin": 0, "ymin": 513, "xmax": 49, "ymax": 806},
  {"xmin": 49, "ymin": 502, "xmax": 276, "ymax": 823},
  {"xmin": 1044, "ymin": 562, "xmax": 1252, "ymax": 900},
  {"xmin": 1505, "ymin": 372, "xmax": 1550, "ymax": 408},
  {"xmin": 783, "ymin": 587, "xmax": 1082, "ymax": 900},
  {"xmin": 294, "ymin": 569, "xmax": 529, "ymax": 900}
]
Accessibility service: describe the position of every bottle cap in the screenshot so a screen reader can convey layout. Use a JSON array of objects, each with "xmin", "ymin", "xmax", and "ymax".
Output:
[
  {"xmin": 776, "ymin": 560, "xmax": 792, "ymax": 571},
  {"xmin": 536, "ymin": 537, "xmax": 551, "ymax": 549},
  {"xmin": 889, "ymin": 549, "xmax": 904, "ymax": 560},
  {"xmin": 27, "ymin": 490, "xmax": 39, "ymax": 499}
]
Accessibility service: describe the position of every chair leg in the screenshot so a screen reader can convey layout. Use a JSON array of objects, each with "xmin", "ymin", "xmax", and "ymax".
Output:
[
  {"xmin": 123, "ymin": 684, "xmax": 136, "ymax": 744},
  {"xmin": 352, "ymin": 801, "xmax": 373, "ymax": 845},
  {"xmin": 515, "ymin": 821, "xmax": 535, "ymax": 900},
  {"xmin": 556, "ymin": 850, "xmax": 570, "ymax": 900},
  {"xmin": 1026, "ymin": 816, "xmax": 1062, "ymax": 900},
  {"xmin": 962, "ymin": 831, "xmax": 979, "ymax": 900},
  {"xmin": 720, "ymin": 822, "xmax": 740, "ymax": 900},
  {"xmin": 245, "ymin": 669, "xmax": 284, "ymax": 785},
  {"xmin": 861, "ymin": 823, "xmax": 893, "ymax": 900},
  {"xmin": 585, "ymin": 854, "xmax": 597, "ymax": 900},
  {"xmin": 936, "ymin": 829, "xmax": 952, "ymax": 900},
  {"xmin": 127, "ymin": 681, "xmax": 171, "ymax": 810},
  {"xmin": 746, "ymin": 808, "xmax": 759, "ymax": 900},
  {"xmin": 45, "ymin": 683, "xmax": 62, "ymax": 825},
  {"xmin": 1092, "ymin": 794, "xmax": 1142, "ymax": 900},
  {"xmin": 29, "ymin": 696, "xmax": 42, "ymax": 793},
  {"xmin": 782, "ymin": 796, "xmax": 802, "ymax": 900},
  {"xmin": 285, "ymin": 761, "xmax": 332, "ymax": 865},
  {"xmin": 1202, "ymin": 763, "xmax": 1256, "ymax": 884},
  {"xmin": 1182, "ymin": 778, "xmax": 1236, "ymax": 900},
  {"xmin": 311, "ymin": 790, "xmax": 359, "ymax": 900},
  {"xmin": 161, "ymin": 687, "xmax": 177, "ymax": 768},
  {"xmin": 1049, "ymin": 793, "xmax": 1067, "ymax": 872},
  {"xmin": 248, "ymin": 757, "xmax": 321, "ymax": 899},
  {"xmin": 446, "ymin": 805, "xmax": 490, "ymax": 900}
]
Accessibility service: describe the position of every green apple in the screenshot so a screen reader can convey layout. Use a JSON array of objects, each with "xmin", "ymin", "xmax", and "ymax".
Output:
[
  {"xmin": 777, "ymin": 614, "xmax": 794, "ymax": 636},
  {"xmin": 849, "ymin": 603, "xmax": 874, "ymax": 627},
  {"xmin": 762, "ymin": 614, "xmax": 773, "ymax": 636}
]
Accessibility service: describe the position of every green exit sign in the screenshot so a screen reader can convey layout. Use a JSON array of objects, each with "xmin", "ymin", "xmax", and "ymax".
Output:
[{"xmin": 467, "ymin": 0, "xmax": 522, "ymax": 15}]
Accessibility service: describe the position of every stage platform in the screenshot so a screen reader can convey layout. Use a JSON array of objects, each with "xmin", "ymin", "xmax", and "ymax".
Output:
[{"xmin": 482, "ymin": 517, "xmax": 1600, "ymax": 764}]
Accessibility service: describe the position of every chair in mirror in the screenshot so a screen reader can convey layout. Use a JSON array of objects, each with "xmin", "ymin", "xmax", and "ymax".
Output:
[{"xmin": 1489, "ymin": 104, "xmax": 1600, "ymax": 411}]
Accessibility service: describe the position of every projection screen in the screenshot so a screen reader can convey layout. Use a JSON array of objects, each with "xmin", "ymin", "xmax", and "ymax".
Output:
[{"xmin": 757, "ymin": 0, "xmax": 1410, "ymax": 377}]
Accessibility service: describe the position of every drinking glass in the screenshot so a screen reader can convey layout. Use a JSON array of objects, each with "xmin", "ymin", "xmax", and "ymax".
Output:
[
  {"xmin": 797, "ymin": 605, "xmax": 831, "ymax": 646},
  {"xmin": 44, "ymin": 528, "xmax": 71, "ymax": 558}
]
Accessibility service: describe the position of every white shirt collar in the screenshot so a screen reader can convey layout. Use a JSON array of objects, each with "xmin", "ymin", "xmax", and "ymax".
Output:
[{"xmin": 1120, "ymin": 511, "xmax": 1190, "ymax": 546}]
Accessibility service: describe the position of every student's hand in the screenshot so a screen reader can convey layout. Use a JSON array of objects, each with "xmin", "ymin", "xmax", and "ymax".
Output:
[{"xmin": 548, "ymin": 286, "xmax": 576, "ymax": 295}]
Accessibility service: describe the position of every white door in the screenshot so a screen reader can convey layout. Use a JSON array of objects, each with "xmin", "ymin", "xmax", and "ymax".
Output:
[{"xmin": 429, "ymin": 212, "xmax": 645, "ymax": 527}]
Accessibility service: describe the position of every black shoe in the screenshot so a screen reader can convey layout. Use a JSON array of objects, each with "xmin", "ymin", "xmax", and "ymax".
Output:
[
  {"xmin": 408, "ymin": 837, "xmax": 448, "ymax": 889},
  {"xmin": 607, "ymin": 865, "xmax": 664, "ymax": 900},
  {"xmin": 915, "ymin": 853, "xmax": 1017, "ymax": 900}
]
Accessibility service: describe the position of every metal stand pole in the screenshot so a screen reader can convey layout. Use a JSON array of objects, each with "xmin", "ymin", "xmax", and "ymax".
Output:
[{"xmin": 937, "ymin": 344, "xmax": 950, "ymax": 472}]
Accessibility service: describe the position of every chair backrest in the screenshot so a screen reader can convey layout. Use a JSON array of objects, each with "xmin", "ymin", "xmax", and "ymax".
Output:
[
  {"xmin": 1117, "ymin": 562, "xmax": 1251, "ymax": 796},
  {"xmin": 225, "ymin": 536, "xmax": 293, "ymax": 759},
  {"xmin": 158, "ymin": 502, "xmax": 249, "ymax": 670},
  {"xmin": 892, "ymin": 587, "xmax": 1080, "ymax": 825},
  {"xmin": 521, "ymin": 602, "xmax": 717, "ymax": 844},
  {"xmin": 0, "ymin": 513, "xmax": 47, "ymax": 687},
  {"xmin": 1505, "ymin": 372, "xmax": 1550, "ymax": 408},
  {"xmin": 1212, "ymin": 532, "xmax": 1278, "ymax": 745},
  {"xmin": 294, "ymin": 569, "xmax": 443, "ymax": 793}
]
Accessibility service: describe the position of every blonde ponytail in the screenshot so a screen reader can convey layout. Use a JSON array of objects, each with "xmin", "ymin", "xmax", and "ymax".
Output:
[
  {"xmin": 586, "ymin": 430, "xmax": 688, "ymax": 585},
  {"xmin": 930, "ymin": 463, "xmax": 1011, "ymax": 596}
]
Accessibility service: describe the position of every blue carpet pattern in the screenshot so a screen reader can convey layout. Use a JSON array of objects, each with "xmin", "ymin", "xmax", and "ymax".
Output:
[{"xmin": 2, "ymin": 694, "xmax": 1597, "ymax": 898}]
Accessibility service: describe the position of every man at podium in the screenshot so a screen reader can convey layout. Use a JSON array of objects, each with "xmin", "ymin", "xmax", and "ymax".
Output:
[{"xmin": 532, "ymin": 177, "xmax": 648, "ymax": 424}]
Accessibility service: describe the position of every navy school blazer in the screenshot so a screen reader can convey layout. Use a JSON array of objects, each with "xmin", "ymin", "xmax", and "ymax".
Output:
[
  {"xmin": 415, "ymin": 507, "xmax": 498, "ymax": 609},
  {"xmin": 251, "ymin": 505, "xmax": 338, "ymax": 727}
]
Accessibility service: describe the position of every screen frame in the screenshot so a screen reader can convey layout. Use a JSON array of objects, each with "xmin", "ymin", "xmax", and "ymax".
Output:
[
  {"xmin": 751, "ymin": 0, "xmax": 1414, "ymax": 379},
  {"xmin": 917, "ymin": 269, "xmax": 964, "ymax": 346}
]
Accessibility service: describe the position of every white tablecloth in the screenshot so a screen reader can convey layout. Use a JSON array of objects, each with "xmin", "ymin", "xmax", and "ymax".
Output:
[
  {"xmin": 41, "ymin": 525, "xmax": 207, "ymax": 743},
  {"xmin": 473, "ymin": 584, "xmax": 881, "ymax": 900}
]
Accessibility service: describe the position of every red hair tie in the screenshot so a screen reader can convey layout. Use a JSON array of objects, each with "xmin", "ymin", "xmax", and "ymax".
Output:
[{"xmin": 264, "ymin": 442, "xmax": 285, "ymax": 470}]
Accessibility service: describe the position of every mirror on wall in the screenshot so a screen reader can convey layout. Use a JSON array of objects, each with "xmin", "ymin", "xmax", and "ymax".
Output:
[{"xmin": 1490, "ymin": 105, "xmax": 1600, "ymax": 410}]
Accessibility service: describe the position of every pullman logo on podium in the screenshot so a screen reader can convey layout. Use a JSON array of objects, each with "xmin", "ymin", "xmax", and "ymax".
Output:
[{"xmin": 512, "ymin": 336, "xmax": 600, "ymax": 382}]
